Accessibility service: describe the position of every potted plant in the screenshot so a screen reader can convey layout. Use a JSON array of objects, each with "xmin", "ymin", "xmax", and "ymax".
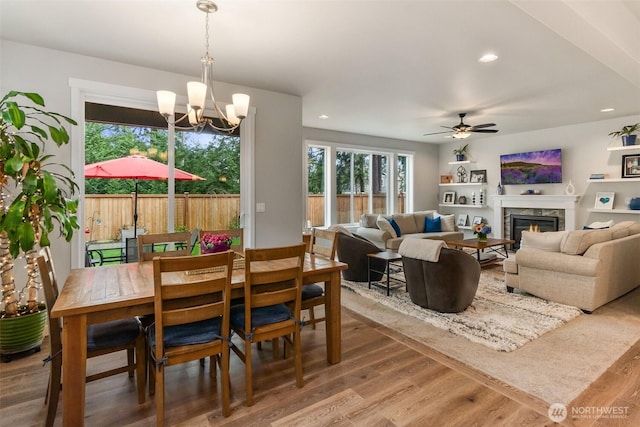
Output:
[
  {"xmin": 608, "ymin": 123, "xmax": 639, "ymax": 146},
  {"xmin": 0, "ymin": 91, "xmax": 79, "ymax": 359},
  {"xmin": 453, "ymin": 144, "xmax": 469, "ymax": 161},
  {"xmin": 200, "ymin": 232, "xmax": 233, "ymax": 253}
]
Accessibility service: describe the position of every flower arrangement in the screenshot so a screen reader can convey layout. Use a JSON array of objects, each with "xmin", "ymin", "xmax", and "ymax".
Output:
[
  {"xmin": 201, "ymin": 233, "xmax": 233, "ymax": 249},
  {"xmin": 473, "ymin": 223, "xmax": 491, "ymax": 242}
]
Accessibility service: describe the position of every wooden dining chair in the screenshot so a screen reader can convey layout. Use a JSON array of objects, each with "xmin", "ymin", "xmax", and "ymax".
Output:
[
  {"xmin": 137, "ymin": 231, "xmax": 191, "ymax": 261},
  {"xmin": 148, "ymin": 251, "xmax": 234, "ymax": 424},
  {"xmin": 230, "ymin": 243, "xmax": 306, "ymax": 406},
  {"xmin": 301, "ymin": 228, "xmax": 337, "ymax": 329},
  {"xmin": 37, "ymin": 247, "xmax": 146, "ymax": 427},
  {"xmin": 200, "ymin": 228, "xmax": 244, "ymax": 253}
]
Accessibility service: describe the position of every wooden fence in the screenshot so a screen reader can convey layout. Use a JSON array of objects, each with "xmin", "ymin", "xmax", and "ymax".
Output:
[{"xmin": 85, "ymin": 193, "xmax": 406, "ymax": 242}]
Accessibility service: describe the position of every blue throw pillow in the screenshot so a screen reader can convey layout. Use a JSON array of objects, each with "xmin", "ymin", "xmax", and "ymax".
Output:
[
  {"xmin": 388, "ymin": 219, "xmax": 402, "ymax": 237},
  {"xmin": 425, "ymin": 216, "xmax": 442, "ymax": 232}
]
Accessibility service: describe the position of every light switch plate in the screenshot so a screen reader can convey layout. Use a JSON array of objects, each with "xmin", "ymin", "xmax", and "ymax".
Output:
[{"xmin": 256, "ymin": 202, "xmax": 266, "ymax": 213}]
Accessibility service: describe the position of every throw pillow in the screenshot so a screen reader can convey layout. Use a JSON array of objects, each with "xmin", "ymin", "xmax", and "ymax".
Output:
[
  {"xmin": 438, "ymin": 214, "xmax": 456, "ymax": 232},
  {"xmin": 376, "ymin": 214, "xmax": 397, "ymax": 238},
  {"xmin": 520, "ymin": 230, "xmax": 568, "ymax": 252},
  {"xmin": 425, "ymin": 216, "xmax": 442, "ymax": 232},
  {"xmin": 587, "ymin": 220, "xmax": 615, "ymax": 229},
  {"xmin": 360, "ymin": 213, "xmax": 378, "ymax": 228},
  {"xmin": 560, "ymin": 229, "xmax": 612, "ymax": 255},
  {"xmin": 388, "ymin": 219, "xmax": 402, "ymax": 237}
]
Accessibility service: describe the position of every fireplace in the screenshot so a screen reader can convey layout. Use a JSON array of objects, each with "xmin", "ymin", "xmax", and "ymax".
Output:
[{"xmin": 510, "ymin": 214, "xmax": 559, "ymax": 250}]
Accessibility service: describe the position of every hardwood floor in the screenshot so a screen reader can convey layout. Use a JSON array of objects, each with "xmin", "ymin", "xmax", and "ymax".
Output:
[{"xmin": 1, "ymin": 304, "xmax": 638, "ymax": 426}]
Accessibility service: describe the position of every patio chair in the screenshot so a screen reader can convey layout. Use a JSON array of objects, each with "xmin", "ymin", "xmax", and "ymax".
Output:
[
  {"xmin": 230, "ymin": 243, "xmax": 306, "ymax": 406},
  {"xmin": 37, "ymin": 247, "xmax": 146, "ymax": 427},
  {"xmin": 136, "ymin": 232, "xmax": 191, "ymax": 261}
]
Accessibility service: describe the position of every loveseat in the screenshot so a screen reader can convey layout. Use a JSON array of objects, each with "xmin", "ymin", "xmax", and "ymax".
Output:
[
  {"xmin": 356, "ymin": 211, "xmax": 464, "ymax": 250},
  {"xmin": 504, "ymin": 221, "xmax": 640, "ymax": 312}
]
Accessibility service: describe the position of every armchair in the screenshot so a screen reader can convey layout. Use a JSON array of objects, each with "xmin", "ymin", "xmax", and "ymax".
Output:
[{"xmin": 399, "ymin": 239, "xmax": 480, "ymax": 313}]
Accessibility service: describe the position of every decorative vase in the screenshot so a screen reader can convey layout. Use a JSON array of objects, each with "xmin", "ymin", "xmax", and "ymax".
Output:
[
  {"xmin": 565, "ymin": 180, "xmax": 575, "ymax": 195},
  {"xmin": 477, "ymin": 233, "xmax": 487, "ymax": 243},
  {"xmin": 201, "ymin": 242, "xmax": 231, "ymax": 253},
  {"xmin": 629, "ymin": 198, "xmax": 640, "ymax": 210},
  {"xmin": 496, "ymin": 182, "xmax": 503, "ymax": 195}
]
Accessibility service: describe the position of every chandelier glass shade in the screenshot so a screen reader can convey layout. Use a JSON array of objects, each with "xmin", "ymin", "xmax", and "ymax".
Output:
[{"xmin": 157, "ymin": 0, "xmax": 249, "ymax": 133}]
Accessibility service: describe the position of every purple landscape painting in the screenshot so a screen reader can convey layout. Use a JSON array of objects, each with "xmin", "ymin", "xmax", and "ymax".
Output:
[{"xmin": 500, "ymin": 149, "xmax": 562, "ymax": 184}]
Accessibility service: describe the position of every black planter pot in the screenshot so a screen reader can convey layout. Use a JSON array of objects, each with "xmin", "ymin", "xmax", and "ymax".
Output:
[{"xmin": 455, "ymin": 154, "xmax": 465, "ymax": 161}]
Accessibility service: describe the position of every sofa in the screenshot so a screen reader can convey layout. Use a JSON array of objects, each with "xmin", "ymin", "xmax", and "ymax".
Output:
[
  {"xmin": 356, "ymin": 211, "xmax": 464, "ymax": 250},
  {"xmin": 504, "ymin": 221, "xmax": 640, "ymax": 312}
]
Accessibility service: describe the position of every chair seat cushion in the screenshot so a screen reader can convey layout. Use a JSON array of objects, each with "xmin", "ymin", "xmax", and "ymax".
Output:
[
  {"xmin": 230, "ymin": 303, "xmax": 291, "ymax": 330},
  {"xmin": 87, "ymin": 318, "xmax": 140, "ymax": 351},
  {"xmin": 302, "ymin": 284, "xmax": 323, "ymax": 300},
  {"xmin": 148, "ymin": 317, "xmax": 222, "ymax": 348}
]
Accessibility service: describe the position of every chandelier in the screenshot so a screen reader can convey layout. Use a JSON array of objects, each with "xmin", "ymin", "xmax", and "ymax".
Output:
[{"xmin": 156, "ymin": 0, "xmax": 250, "ymax": 133}]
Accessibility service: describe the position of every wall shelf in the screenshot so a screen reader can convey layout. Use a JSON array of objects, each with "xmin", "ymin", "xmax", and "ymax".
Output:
[
  {"xmin": 606, "ymin": 145, "xmax": 640, "ymax": 152},
  {"xmin": 587, "ymin": 177, "xmax": 640, "ymax": 183},
  {"xmin": 447, "ymin": 160, "xmax": 474, "ymax": 165},
  {"xmin": 587, "ymin": 208, "xmax": 640, "ymax": 214},
  {"xmin": 439, "ymin": 182, "xmax": 484, "ymax": 187},
  {"xmin": 439, "ymin": 203, "xmax": 485, "ymax": 209}
]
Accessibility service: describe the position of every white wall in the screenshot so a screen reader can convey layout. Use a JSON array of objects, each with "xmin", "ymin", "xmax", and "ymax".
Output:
[
  {"xmin": 438, "ymin": 114, "xmax": 640, "ymax": 231},
  {"xmin": 1, "ymin": 40, "xmax": 302, "ymax": 283}
]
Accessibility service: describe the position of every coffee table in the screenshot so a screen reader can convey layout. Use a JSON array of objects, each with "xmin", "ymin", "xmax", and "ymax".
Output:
[
  {"xmin": 444, "ymin": 237, "xmax": 515, "ymax": 266},
  {"xmin": 367, "ymin": 251, "xmax": 405, "ymax": 295}
]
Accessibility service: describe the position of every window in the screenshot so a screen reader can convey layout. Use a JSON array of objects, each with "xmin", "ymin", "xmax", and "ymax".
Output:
[{"xmin": 306, "ymin": 142, "xmax": 413, "ymax": 226}]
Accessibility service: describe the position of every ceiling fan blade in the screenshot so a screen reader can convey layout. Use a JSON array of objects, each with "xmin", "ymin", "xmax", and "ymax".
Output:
[
  {"xmin": 423, "ymin": 131, "xmax": 452, "ymax": 136},
  {"xmin": 469, "ymin": 123, "xmax": 496, "ymax": 129},
  {"xmin": 440, "ymin": 125, "xmax": 454, "ymax": 130},
  {"xmin": 470, "ymin": 129, "xmax": 499, "ymax": 133}
]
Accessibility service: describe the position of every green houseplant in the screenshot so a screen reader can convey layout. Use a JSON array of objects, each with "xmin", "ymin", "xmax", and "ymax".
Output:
[
  {"xmin": 452, "ymin": 144, "xmax": 469, "ymax": 161},
  {"xmin": 608, "ymin": 123, "xmax": 639, "ymax": 146},
  {"xmin": 0, "ymin": 91, "xmax": 79, "ymax": 358}
]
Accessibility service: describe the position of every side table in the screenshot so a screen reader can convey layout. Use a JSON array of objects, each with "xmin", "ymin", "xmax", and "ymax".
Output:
[{"xmin": 367, "ymin": 251, "xmax": 405, "ymax": 296}]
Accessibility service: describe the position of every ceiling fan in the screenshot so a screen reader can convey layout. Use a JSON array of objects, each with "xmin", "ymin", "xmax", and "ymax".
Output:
[{"xmin": 424, "ymin": 113, "xmax": 499, "ymax": 139}]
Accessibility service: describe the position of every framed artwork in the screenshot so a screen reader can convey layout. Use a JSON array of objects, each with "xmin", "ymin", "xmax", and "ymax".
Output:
[
  {"xmin": 440, "ymin": 174, "xmax": 453, "ymax": 184},
  {"xmin": 469, "ymin": 169, "xmax": 487, "ymax": 183},
  {"xmin": 457, "ymin": 214, "xmax": 468, "ymax": 227},
  {"xmin": 442, "ymin": 191, "xmax": 456, "ymax": 204},
  {"xmin": 472, "ymin": 215, "xmax": 483, "ymax": 225},
  {"xmin": 594, "ymin": 192, "xmax": 615, "ymax": 210},
  {"xmin": 622, "ymin": 154, "xmax": 640, "ymax": 178}
]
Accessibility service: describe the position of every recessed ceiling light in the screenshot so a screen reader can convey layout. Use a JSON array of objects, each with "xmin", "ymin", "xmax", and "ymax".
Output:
[
  {"xmin": 319, "ymin": 114, "xmax": 329, "ymax": 119},
  {"xmin": 479, "ymin": 53, "xmax": 498, "ymax": 63},
  {"xmin": 600, "ymin": 108, "xmax": 615, "ymax": 112}
]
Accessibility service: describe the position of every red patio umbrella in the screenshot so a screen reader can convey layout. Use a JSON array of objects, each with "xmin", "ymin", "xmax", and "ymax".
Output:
[{"xmin": 84, "ymin": 155, "xmax": 205, "ymax": 237}]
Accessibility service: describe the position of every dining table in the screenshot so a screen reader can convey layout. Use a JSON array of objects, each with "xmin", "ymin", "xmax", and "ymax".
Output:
[{"xmin": 51, "ymin": 252, "xmax": 347, "ymax": 426}]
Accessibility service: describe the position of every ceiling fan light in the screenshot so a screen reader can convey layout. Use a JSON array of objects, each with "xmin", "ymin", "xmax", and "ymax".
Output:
[{"xmin": 453, "ymin": 132, "xmax": 471, "ymax": 139}]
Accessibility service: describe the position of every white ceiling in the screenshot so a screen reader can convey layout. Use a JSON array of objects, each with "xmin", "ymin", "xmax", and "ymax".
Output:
[{"xmin": 2, "ymin": 0, "xmax": 639, "ymax": 143}]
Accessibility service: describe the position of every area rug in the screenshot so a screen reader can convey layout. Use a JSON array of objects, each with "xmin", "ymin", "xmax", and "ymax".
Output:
[
  {"xmin": 341, "ymin": 268, "xmax": 640, "ymax": 405},
  {"xmin": 341, "ymin": 273, "xmax": 582, "ymax": 352}
]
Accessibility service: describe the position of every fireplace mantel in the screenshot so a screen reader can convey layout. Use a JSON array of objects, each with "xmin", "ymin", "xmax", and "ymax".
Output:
[{"xmin": 492, "ymin": 195, "xmax": 580, "ymax": 238}]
